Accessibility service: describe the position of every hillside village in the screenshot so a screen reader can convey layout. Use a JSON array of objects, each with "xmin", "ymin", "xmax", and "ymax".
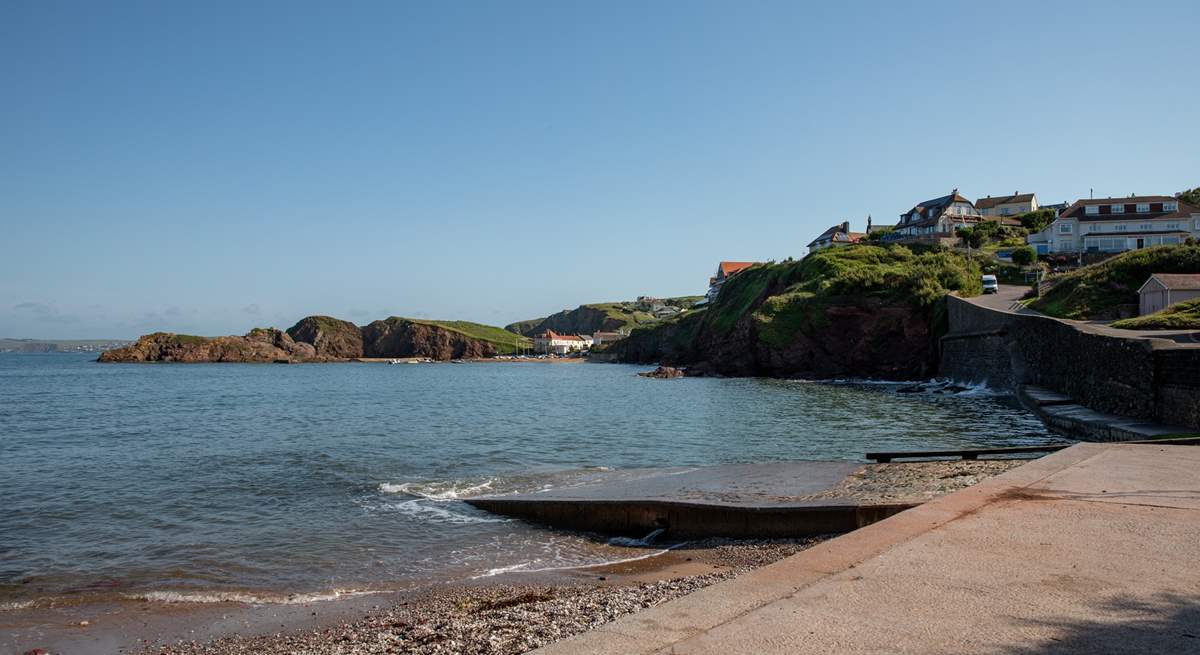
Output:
[{"xmin": 514, "ymin": 186, "xmax": 1200, "ymax": 357}]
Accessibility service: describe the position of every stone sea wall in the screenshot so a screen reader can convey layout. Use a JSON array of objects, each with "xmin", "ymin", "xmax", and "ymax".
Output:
[{"xmin": 939, "ymin": 296, "xmax": 1198, "ymax": 430}]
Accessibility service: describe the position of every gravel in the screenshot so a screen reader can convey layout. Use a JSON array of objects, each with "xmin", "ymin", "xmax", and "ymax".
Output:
[{"xmin": 143, "ymin": 539, "xmax": 822, "ymax": 655}]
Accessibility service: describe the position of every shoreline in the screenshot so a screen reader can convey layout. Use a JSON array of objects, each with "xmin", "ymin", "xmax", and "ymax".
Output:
[
  {"xmin": 3, "ymin": 539, "xmax": 822, "ymax": 655},
  {"xmin": 3, "ymin": 460, "xmax": 1029, "ymax": 655}
]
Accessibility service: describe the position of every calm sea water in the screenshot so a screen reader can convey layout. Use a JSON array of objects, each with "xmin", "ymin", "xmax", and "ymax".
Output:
[{"xmin": 0, "ymin": 353, "xmax": 1065, "ymax": 608}]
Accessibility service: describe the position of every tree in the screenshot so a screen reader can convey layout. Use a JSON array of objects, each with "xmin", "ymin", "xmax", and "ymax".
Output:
[
  {"xmin": 1178, "ymin": 187, "xmax": 1200, "ymax": 207},
  {"xmin": 1011, "ymin": 246, "xmax": 1036, "ymax": 266},
  {"xmin": 1017, "ymin": 208, "xmax": 1056, "ymax": 233}
]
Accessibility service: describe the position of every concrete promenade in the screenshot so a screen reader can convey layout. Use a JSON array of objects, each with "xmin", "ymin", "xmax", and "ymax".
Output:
[{"xmin": 536, "ymin": 443, "xmax": 1200, "ymax": 654}]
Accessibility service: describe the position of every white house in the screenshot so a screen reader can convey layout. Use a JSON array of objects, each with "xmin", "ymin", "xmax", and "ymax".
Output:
[
  {"xmin": 591, "ymin": 330, "xmax": 627, "ymax": 346},
  {"xmin": 807, "ymin": 221, "xmax": 865, "ymax": 254},
  {"xmin": 1027, "ymin": 196, "xmax": 1200, "ymax": 255},
  {"xmin": 532, "ymin": 330, "xmax": 592, "ymax": 355},
  {"xmin": 887, "ymin": 189, "xmax": 984, "ymax": 241},
  {"xmin": 975, "ymin": 192, "xmax": 1038, "ymax": 217},
  {"xmin": 1137, "ymin": 274, "xmax": 1200, "ymax": 316}
]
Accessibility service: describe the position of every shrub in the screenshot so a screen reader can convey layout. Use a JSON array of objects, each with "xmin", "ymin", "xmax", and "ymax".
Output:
[{"xmin": 1011, "ymin": 246, "xmax": 1036, "ymax": 266}]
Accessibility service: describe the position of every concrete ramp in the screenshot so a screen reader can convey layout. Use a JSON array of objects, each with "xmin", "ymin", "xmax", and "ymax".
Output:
[
  {"xmin": 533, "ymin": 443, "xmax": 1200, "ymax": 655},
  {"xmin": 465, "ymin": 462, "xmax": 919, "ymax": 538}
]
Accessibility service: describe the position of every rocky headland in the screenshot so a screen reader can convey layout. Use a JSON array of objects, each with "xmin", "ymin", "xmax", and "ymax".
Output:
[
  {"xmin": 601, "ymin": 245, "xmax": 981, "ymax": 379},
  {"xmin": 99, "ymin": 316, "xmax": 530, "ymax": 363}
]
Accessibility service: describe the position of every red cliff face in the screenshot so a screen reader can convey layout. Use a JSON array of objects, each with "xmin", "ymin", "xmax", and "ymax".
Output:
[
  {"xmin": 286, "ymin": 316, "xmax": 364, "ymax": 358},
  {"xmin": 360, "ymin": 318, "xmax": 497, "ymax": 360},
  {"xmin": 613, "ymin": 294, "xmax": 937, "ymax": 380},
  {"xmin": 97, "ymin": 329, "xmax": 331, "ymax": 363}
]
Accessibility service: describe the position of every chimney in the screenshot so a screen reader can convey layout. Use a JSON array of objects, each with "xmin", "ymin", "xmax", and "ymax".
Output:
[{"xmin": 841, "ymin": 220, "xmax": 850, "ymax": 233}]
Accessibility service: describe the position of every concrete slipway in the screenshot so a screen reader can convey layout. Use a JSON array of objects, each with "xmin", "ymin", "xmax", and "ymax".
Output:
[
  {"xmin": 533, "ymin": 443, "xmax": 1200, "ymax": 655},
  {"xmin": 465, "ymin": 462, "xmax": 919, "ymax": 538}
]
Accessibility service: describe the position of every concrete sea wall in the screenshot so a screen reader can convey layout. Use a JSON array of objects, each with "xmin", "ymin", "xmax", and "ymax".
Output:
[{"xmin": 939, "ymin": 296, "xmax": 1199, "ymax": 431}]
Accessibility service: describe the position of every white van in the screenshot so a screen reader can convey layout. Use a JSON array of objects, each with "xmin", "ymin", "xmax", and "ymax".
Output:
[{"xmin": 981, "ymin": 274, "xmax": 999, "ymax": 294}]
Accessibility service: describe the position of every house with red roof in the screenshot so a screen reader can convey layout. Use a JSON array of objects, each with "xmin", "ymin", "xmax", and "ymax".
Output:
[
  {"xmin": 703, "ymin": 261, "xmax": 759, "ymax": 303},
  {"xmin": 532, "ymin": 330, "xmax": 593, "ymax": 355}
]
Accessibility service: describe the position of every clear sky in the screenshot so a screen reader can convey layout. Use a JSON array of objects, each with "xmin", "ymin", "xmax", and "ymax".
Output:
[{"xmin": 2, "ymin": 1, "xmax": 1198, "ymax": 339}]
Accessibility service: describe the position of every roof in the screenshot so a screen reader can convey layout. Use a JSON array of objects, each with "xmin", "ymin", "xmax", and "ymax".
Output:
[
  {"xmin": 1142, "ymin": 274, "xmax": 1200, "ymax": 292},
  {"xmin": 974, "ymin": 193, "xmax": 1036, "ymax": 210},
  {"xmin": 1059, "ymin": 196, "xmax": 1198, "ymax": 222},
  {"xmin": 537, "ymin": 330, "xmax": 586, "ymax": 341},
  {"xmin": 718, "ymin": 261, "xmax": 757, "ymax": 278},
  {"xmin": 807, "ymin": 224, "xmax": 857, "ymax": 248},
  {"xmin": 899, "ymin": 189, "xmax": 977, "ymax": 225}
]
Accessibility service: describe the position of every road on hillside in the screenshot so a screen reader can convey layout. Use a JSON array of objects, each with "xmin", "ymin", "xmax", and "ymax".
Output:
[{"xmin": 964, "ymin": 285, "xmax": 1200, "ymax": 345}]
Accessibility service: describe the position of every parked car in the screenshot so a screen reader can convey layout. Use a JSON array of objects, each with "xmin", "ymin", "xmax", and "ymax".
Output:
[{"xmin": 982, "ymin": 274, "xmax": 999, "ymax": 294}]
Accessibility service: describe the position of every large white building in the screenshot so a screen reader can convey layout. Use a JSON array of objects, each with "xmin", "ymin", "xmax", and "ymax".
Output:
[
  {"xmin": 532, "ymin": 330, "xmax": 593, "ymax": 355},
  {"xmin": 1027, "ymin": 196, "xmax": 1200, "ymax": 255}
]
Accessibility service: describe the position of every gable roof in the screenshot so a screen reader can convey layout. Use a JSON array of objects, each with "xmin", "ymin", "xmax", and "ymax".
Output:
[
  {"xmin": 975, "ymin": 193, "xmax": 1036, "ymax": 210},
  {"xmin": 537, "ymin": 330, "xmax": 586, "ymax": 341},
  {"xmin": 1141, "ymin": 273, "xmax": 1200, "ymax": 293},
  {"xmin": 1059, "ymin": 196, "xmax": 1198, "ymax": 221},
  {"xmin": 900, "ymin": 190, "xmax": 976, "ymax": 222},
  {"xmin": 718, "ymin": 261, "xmax": 757, "ymax": 278}
]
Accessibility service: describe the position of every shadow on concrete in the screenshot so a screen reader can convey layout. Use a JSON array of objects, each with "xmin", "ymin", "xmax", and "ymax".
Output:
[{"xmin": 998, "ymin": 592, "xmax": 1200, "ymax": 654}]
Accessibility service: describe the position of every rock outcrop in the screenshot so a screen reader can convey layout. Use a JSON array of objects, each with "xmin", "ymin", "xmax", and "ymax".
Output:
[
  {"xmin": 638, "ymin": 366, "xmax": 685, "ymax": 379},
  {"xmin": 286, "ymin": 316, "xmax": 364, "ymax": 358},
  {"xmin": 361, "ymin": 318, "xmax": 497, "ymax": 360},
  {"xmin": 97, "ymin": 328, "xmax": 331, "ymax": 363}
]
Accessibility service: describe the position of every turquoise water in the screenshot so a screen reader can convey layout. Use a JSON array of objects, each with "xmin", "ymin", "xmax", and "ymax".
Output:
[{"xmin": 0, "ymin": 353, "xmax": 1064, "ymax": 607}]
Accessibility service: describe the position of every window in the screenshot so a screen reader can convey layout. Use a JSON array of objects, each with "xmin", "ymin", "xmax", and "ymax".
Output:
[
  {"xmin": 1059, "ymin": 223, "xmax": 1072, "ymax": 233},
  {"xmin": 1164, "ymin": 201, "xmax": 1178, "ymax": 211},
  {"xmin": 1111, "ymin": 204, "xmax": 1125, "ymax": 214},
  {"xmin": 1115, "ymin": 224, "xmax": 1127, "ymax": 231},
  {"xmin": 1166, "ymin": 222, "xmax": 1181, "ymax": 230},
  {"xmin": 1142, "ymin": 224, "xmax": 1153, "ymax": 231},
  {"xmin": 1085, "ymin": 205, "xmax": 1100, "ymax": 215},
  {"xmin": 1164, "ymin": 236, "xmax": 1180, "ymax": 245},
  {"xmin": 1137, "ymin": 203, "xmax": 1150, "ymax": 213}
]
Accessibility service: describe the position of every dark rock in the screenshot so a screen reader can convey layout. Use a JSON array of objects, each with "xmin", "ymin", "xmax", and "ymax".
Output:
[
  {"xmin": 639, "ymin": 366, "xmax": 685, "ymax": 379},
  {"xmin": 361, "ymin": 318, "xmax": 496, "ymax": 361},
  {"xmin": 286, "ymin": 316, "xmax": 364, "ymax": 358}
]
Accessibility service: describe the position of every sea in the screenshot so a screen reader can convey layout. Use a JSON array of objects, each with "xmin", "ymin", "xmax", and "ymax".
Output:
[{"xmin": 0, "ymin": 353, "xmax": 1067, "ymax": 610}]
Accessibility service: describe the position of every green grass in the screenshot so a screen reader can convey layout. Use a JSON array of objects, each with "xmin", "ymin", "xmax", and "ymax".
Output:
[
  {"xmin": 740, "ymin": 246, "xmax": 982, "ymax": 346},
  {"xmin": 1110, "ymin": 298, "xmax": 1200, "ymax": 330},
  {"xmin": 399, "ymin": 318, "xmax": 532, "ymax": 354},
  {"xmin": 1030, "ymin": 245, "xmax": 1200, "ymax": 319}
]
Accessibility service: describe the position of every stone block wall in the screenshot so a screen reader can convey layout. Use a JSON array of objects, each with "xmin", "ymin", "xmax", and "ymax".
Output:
[{"xmin": 939, "ymin": 296, "xmax": 1197, "ymax": 430}]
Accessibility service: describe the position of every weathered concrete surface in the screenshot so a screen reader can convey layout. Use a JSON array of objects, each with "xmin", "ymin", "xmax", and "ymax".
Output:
[
  {"xmin": 466, "ymin": 462, "xmax": 918, "ymax": 538},
  {"xmin": 534, "ymin": 443, "xmax": 1200, "ymax": 655}
]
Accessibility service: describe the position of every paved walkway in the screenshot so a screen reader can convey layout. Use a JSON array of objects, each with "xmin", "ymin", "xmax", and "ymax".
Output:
[
  {"xmin": 967, "ymin": 285, "xmax": 1200, "ymax": 344},
  {"xmin": 536, "ymin": 443, "xmax": 1200, "ymax": 654}
]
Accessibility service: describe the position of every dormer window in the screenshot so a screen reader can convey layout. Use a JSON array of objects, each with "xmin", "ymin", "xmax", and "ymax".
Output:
[
  {"xmin": 1164, "ymin": 201, "xmax": 1178, "ymax": 211},
  {"xmin": 1085, "ymin": 205, "xmax": 1100, "ymax": 215},
  {"xmin": 1136, "ymin": 203, "xmax": 1150, "ymax": 213},
  {"xmin": 1110, "ymin": 204, "xmax": 1125, "ymax": 214}
]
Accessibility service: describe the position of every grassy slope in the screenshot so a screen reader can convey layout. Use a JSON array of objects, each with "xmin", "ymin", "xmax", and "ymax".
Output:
[
  {"xmin": 1029, "ymin": 245, "xmax": 1200, "ymax": 319},
  {"xmin": 401, "ymin": 318, "xmax": 531, "ymax": 354},
  {"xmin": 728, "ymin": 246, "xmax": 981, "ymax": 347},
  {"xmin": 621, "ymin": 245, "xmax": 982, "ymax": 353},
  {"xmin": 1110, "ymin": 297, "xmax": 1200, "ymax": 329},
  {"xmin": 506, "ymin": 296, "xmax": 705, "ymax": 335}
]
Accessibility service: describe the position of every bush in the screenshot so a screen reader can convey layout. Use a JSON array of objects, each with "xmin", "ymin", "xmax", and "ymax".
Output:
[{"xmin": 1011, "ymin": 246, "xmax": 1036, "ymax": 266}]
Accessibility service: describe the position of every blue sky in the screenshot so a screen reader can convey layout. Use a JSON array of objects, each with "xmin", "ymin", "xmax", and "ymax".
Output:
[{"xmin": 2, "ymin": 1, "xmax": 1197, "ymax": 338}]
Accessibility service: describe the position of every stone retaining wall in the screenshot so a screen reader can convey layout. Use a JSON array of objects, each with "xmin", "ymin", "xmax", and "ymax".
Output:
[{"xmin": 939, "ymin": 296, "xmax": 1198, "ymax": 430}]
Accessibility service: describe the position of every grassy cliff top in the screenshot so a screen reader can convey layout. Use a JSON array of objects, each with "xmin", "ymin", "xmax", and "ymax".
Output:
[
  {"xmin": 505, "ymin": 296, "xmax": 704, "ymax": 335},
  {"xmin": 1030, "ymin": 245, "xmax": 1200, "ymax": 319},
  {"xmin": 1111, "ymin": 297, "xmax": 1200, "ymax": 330},
  {"xmin": 392, "ymin": 318, "xmax": 532, "ymax": 352},
  {"xmin": 706, "ymin": 245, "xmax": 982, "ymax": 343}
]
